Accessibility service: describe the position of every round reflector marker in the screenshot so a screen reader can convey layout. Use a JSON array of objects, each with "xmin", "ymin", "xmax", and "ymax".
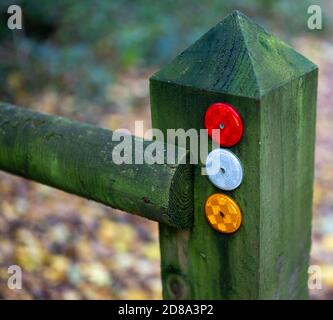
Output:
[
  {"xmin": 204, "ymin": 102, "xmax": 243, "ymax": 147},
  {"xmin": 206, "ymin": 149, "xmax": 243, "ymax": 191},
  {"xmin": 205, "ymin": 193, "xmax": 242, "ymax": 234}
]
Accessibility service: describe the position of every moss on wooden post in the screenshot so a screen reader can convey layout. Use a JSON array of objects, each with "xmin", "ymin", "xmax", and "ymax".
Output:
[
  {"xmin": 150, "ymin": 11, "xmax": 318, "ymax": 299},
  {"xmin": 0, "ymin": 103, "xmax": 193, "ymax": 228}
]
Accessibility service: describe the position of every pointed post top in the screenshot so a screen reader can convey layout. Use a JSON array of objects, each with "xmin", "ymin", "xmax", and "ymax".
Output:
[{"xmin": 152, "ymin": 10, "xmax": 317, "ymax": 99}]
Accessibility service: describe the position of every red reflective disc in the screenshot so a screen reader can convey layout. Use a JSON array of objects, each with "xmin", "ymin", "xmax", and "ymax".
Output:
[{"xmin": 204, "ymin": 102, "xmax": 243, "ymax": 147}]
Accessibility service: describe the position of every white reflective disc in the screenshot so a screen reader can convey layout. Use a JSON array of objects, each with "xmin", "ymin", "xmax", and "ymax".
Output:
[{"xmin": 206, "ymin": 149, "xmax": 243, "ymax": 191}]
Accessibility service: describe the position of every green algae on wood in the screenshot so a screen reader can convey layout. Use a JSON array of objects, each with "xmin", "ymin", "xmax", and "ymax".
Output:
[
  {"xmin": 150, "ymin": 10, "xmax": 318, "ymax": 299},
  {"xmin": 0, "ymin": 103, "xmax": 193, "ymax": 229}
]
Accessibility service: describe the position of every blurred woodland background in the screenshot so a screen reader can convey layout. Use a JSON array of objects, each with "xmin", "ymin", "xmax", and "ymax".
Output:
[{"xmin": 0, "ymin": 0, "xmax": 332, "ymax": 299}]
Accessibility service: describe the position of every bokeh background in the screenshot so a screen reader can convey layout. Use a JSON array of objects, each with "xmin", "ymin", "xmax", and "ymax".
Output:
[{"xmin": 0, "ymin": 0, "xmax": 332, "ymax": 299}]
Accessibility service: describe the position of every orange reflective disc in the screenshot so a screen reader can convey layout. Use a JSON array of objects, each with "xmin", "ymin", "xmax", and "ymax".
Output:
[{"xmin": 205, "ymin": 194, "xmax": 242, "ymax": 234}]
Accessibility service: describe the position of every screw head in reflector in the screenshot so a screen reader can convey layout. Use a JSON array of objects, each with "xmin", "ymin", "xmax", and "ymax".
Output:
[
  {"xmin": 204, "ymin": 102, "xmax": 243, "ymax": 147},
  {"xmin": 205, "ymin": 193, "xmax": 242, "ymax": 234},
  {"xmin": 206, "ymin": 149, "xmax": 243, "ymax": 191}
]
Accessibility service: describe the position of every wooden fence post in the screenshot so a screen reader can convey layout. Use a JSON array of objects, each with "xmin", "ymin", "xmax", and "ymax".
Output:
[{"xmin": 150, "ymin": 11, "xmax": 318, "ymax": 299}]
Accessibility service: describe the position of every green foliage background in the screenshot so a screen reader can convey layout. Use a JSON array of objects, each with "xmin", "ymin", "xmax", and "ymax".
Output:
[{"xmin": 0, "ymin": 0, "xmax": 327, "ymax": 108}]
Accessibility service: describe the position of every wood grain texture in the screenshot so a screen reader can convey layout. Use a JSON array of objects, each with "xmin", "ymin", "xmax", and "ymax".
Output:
[
  {"xmin": 0, "ymin": 103, "xmax": 193, "ymax": 228},
  {"xmin": 150, "ymin": 11, "xmax": 318, "ymax": 299}
]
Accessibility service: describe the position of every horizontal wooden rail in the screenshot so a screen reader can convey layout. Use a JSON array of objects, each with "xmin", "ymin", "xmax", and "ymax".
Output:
[{"xmin": 0, "ymin": 103, "xmax": 193, "ymax": 228}]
